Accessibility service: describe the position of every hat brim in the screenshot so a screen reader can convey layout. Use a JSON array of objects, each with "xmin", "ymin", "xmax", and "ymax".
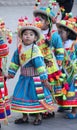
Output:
[
  {"xmin": 18, "ymin": 26, "xmax": 41, "ymax": 40},
  {"xmin": 33, "ymin": 9, "xmax": 55, "ymax": 22},
  {"xmin": 56, "ymin": 22, "xmax": 77, "ymax": 35}
]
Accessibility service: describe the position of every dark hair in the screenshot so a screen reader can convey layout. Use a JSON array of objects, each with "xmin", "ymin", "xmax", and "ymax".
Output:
[
  {"xmin": 35, "ymin": 13, "xmax": 47, "ymax": 21},
  {"xmin": 21, "ymin": 29, "xmax": 38, "ymax": 43},
  {"xmin": 35, "ymin": 13, "xmax": 52, "ymax": 29},
  {"xmin": 35, "ymin": 13, "xmax": 52, "ymax": 47},
  {"xmin": 59, "ymin": 26, "xmax": 77, "ymax": 40},
  {"xmin": 21, "ymin": 29, "xmax": 38, "ymax": 37}
]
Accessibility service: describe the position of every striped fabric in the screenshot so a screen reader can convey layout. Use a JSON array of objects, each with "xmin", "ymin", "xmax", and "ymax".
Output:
[
  {"xmin": 11, "ymin": 96, "xmax": 53, "ymax": 113},
  {"xmin": 33, "ymin": 76, "xmax": 45, "ymax": 100},
  {"xmin": 0, "ymin": 100, "xmax": 11, "ymax": 120},
  {"xmin": 0, "ymin": 37, "xmax": 9, "ymax": 58},
  {"xmin": 0, "ymin": 45, "xmax": 9, "ymax": 58},
  {"xmin": 0, "ymin": 76, "xmax": 11, "ymax": 120},
  {"xmin": 21, "ymin": 67, "xmax": 38, "ymax": 76}
]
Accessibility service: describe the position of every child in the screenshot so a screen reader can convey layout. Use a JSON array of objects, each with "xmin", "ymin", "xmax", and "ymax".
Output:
[
  {"xmin": 56, "ymin": 17, "xmax": 77, "ymax": 119},
  {"xmin": 7, "ymin": 22, "xmax": 56, "ymax": 125},
  {"xmin": 0, "ymin": 32, "xmax": 11, "ymax": 127},
  {"xmin": 33, "ymin": 6, "xmax": 65, "ymax": 118}
]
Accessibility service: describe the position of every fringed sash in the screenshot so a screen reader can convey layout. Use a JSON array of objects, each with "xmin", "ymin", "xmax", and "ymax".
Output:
[{"xmin": 33, "ymin": 76, "xmax": 56, "ymax": 112}]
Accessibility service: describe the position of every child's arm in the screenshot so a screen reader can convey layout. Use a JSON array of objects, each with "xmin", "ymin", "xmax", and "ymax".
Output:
[
  {"xmin": 50, "ymin": 31, "xmax": 64, "ymax": 66},
  {"xmin": 8, "ymin": 49, "xmax": 20, "ymax": 78},
  {"xmin": 32, "ymin": 56, "xmax": 52, "ymax": 91}
]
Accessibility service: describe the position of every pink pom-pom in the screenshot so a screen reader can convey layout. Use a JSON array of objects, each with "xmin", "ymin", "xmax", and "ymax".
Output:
[{"xmin": 64, "ymin": 83, "xmax": 69, "ymax": 91}]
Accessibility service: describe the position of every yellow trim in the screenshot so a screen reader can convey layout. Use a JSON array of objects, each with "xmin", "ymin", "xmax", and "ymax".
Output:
[
  {"xmin": 19, "ymin": 45, "xmax": 43, "ymax": 65},
  {"xmin": 11, "ymin": 109, "xmax": 47, "ymax": 113},
  {"xmin": 67, "ymin": 92, "xmax": 75, "ymax": 97},
  {"xmin": 54, "ymin": 93, "xmax": 63, "ymax": 97},
  {"xmin": 37, "ymin": 66, "xmax": 46, "ymax": 73},
  {"xmin": 56, "ymin": 48, "xmax": 64, "ymax": 53},
  {"xmin": 60, "ymin": 105, "xmax": 77, "ymax": 107}
]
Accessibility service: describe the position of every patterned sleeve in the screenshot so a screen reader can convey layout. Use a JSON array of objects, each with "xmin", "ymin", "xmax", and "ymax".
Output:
[
  {"xmin": 8, "ymin": 49, "xmax": 20, "ymax": 77},
  {"xmin": 50, "ymin": 31, "xmax": 64, "ymax": 61}
]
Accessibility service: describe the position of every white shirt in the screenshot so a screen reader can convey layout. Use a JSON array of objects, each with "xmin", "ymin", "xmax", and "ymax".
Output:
[
  {"xmin": 41, "ymin": 29, "xmax": 49, "ymax": 39},
  {"xmin": 64, "ymin": 39, "xmax": 73, "ymax": 49}
]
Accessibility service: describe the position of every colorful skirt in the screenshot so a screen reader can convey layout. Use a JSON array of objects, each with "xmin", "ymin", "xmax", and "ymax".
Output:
[
  {"xmin": 0, "ymin": 77, "xmax": 11, "ymax": 120},
  {"xmin": 11, "ymin": 75, "xmax": 55, "ymax": 113}
]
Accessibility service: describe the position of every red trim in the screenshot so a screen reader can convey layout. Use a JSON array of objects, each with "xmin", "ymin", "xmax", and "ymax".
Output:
[
  {"xmin": 0, "ymin": 44, "xmax": 7, "ymax": 49},
  {"xmin": 36, "ymin": 89, "xmax": 43, "ymax": 94},
  {"xmin": 56, "ymin": 99, "xmax": 77, "ymax": 106}
]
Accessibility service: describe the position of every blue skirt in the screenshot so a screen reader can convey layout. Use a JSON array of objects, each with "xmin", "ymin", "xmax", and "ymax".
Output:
[{"xmin": 11, "ymin": 75, "xmax": 54, "ymax": 113}]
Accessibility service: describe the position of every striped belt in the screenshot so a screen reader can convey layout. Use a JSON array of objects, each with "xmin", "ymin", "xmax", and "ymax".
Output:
[{"xmin": 21, "ymin": 67, "xmax": 38, "ymax": 76}]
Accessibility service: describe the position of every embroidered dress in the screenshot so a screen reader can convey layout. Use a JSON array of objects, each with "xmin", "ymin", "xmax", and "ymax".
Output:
[
  {"xmin": 0, "ymin": 37, "xmax": 11, "ymax": 120},
  {"xmin": 56, "ymin": 40, "xmax": 77, "ymax": 107},
  {"xmin": 8, "ymin": 44, "xmax": 54, "ymax": 113},
  {"xmin": 37, "ymin": 31, "xmax": 65, "ymax": 96}
]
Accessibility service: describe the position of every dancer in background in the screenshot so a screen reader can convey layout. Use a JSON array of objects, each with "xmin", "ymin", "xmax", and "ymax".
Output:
[
  {"xmin": 56, "ymin": 17, "xmax": 77, "ymax": 119},
  {"xmin": 33, "ymin": 5, "xmax": 65, "ymax": 118},
  {"xmin": 0, "ymin": 21, "xmax": 12, "ymax": 128}
]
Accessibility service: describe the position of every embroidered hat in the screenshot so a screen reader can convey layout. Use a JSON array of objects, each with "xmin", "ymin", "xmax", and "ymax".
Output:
[
  {"xmin": 18, "ymin": 23, "xmax": 41, "ymax": 41},
  {"xmin": 0, "ymin": 18, "xmax": 12, "ymax": 44},
  {"xmin": 18, "ymin": 17, "xmax": 41, "ymax": 41},
  {"xmin": 56, "ymin": 17, "xmax": 77, "ymax": 35},
  {"xmin": 33, "ymin": 7, "xmax": 56, "ymax": 23}
]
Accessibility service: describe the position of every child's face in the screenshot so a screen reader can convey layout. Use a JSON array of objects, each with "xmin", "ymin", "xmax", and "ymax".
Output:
[
  {"xmin": 35, "ymin": 15, "xmax": 49, "ymax": 30},
  {"xmin": 58, "ymin": 27, "xmax": 68, "ymax": 42},
  {"xmin": 22, "ymin": 30, "xmax": 37, "ymax": 45}
]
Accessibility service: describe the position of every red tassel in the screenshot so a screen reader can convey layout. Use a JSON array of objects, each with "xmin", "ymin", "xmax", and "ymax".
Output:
[{"xmin": 64, "ymin": 83, "xmax": 69, "ymax": 91}]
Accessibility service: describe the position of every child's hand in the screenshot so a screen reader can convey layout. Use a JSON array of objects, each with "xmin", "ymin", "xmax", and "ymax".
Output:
[
  {"xmin": 42, "ymin": 80, "xmax": 52, "ymax": 91},
  {"xmin": 57, "ymin": 60, "xmax": 62, "ymax": 66}
]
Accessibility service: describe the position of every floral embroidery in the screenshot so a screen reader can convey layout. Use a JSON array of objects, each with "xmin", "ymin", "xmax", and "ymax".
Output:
[
  {"xmin": 21, "ymin": 54, "xmax": 26, "ymax": 61},
  {"xmin": 41, "ymin": 47, "xmax": 49, "ymax": 56}
]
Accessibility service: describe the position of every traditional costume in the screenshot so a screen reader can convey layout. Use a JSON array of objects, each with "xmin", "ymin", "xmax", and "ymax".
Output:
[
  {"xmin": 8, "ymin": 23, "xmax": 56, "ymax": 114},
  {"xmin": 0, "ymin": 37, "xmax": 11, "ymax": 122},
  {"xmin": 56, "ymin": 17, "xmax": 77, "ymax": 107},
  {"xmin": 0, "ymin": 18, "xmax": 12, "ymax": 126},
  {"xmin": 33, "ymin": 7, "xmax": 65, "ymax": 97}
]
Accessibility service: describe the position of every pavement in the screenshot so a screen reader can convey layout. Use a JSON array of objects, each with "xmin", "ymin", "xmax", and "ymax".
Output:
[{"xmin": 0, "ymin": 1, "xmax": 77, "ymax": 130}]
